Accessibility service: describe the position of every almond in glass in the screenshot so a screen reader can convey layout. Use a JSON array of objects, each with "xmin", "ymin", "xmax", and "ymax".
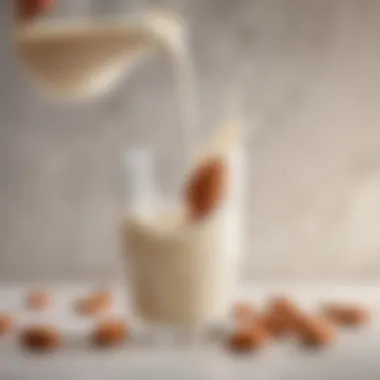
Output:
[{"xmin": 185, "ymin": 157, "xmax": 228, "ymax": 221}]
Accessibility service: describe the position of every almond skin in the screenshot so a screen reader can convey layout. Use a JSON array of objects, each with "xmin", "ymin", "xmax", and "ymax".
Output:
[
  {"xmin": 228, "ymin": 325, "xmax": 269, "ymax": 354},
  {"xmin": 74, "ymin": 297, "xmax": 111, "ymax": 316},
  {"xmin": 74, "ymin": 289, "xmax": 113, "ymax": 316},
  {"xmin": 20, "ymin": 325, "xmax": 61, "ymax": 352},
  {"xmin": 26, "ymin": 290, "xmax": 51, "ymax": 311},
  {"xmin": 74, "ymin": 290, "xmax": 113, "ymax": 316},
  {"xmin": 92, "ymin": 318, "xmax": 128, "ymax": 347},
  {"xmin": 185, "ymin": 157, "xmax": 228, "ymax": 221},
  {"xmin": 91, "ymin": 290, "xmax": 113, "ymax": 305},
  {"xmin": 228, "ymin": 330, "xmax": 254, "ymax": 353},
  {"xmin": 0, "ymin": 314, "xmax": 13, "ymax": 336},
  {"xmin": 267, "ymin": 296, "xmax": 301, "ymax": 318},
  {"xmin": 322, "ymin": 303, "xmax": 370, "ymax": 327},
  {"xmin": 296, "ymin": 315, "xmax": 336, "ymax": 348},
  {"xmin": 259, "ymin": 313, "xmax": 292, "ymax": 338}
]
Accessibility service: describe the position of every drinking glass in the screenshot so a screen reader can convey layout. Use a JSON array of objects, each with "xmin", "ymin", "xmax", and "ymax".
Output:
[{"xmin": 120, "ymin": 117, "xmax": 247, "ymax": 345}]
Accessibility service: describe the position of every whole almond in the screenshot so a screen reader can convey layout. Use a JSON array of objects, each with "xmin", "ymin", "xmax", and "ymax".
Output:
[
  {"xmin": 91, "ymin": 290, "xmax": 113, "ymax": 305},
  {"xmin": 185, "ymin": 157, "xmax": 228, "ymax": 221},
  {"xmin": 228, "ymin": 330, "xmax": 254, "ymax": 353},
  {"xmin": 74, "ymin": 297, "xmax": 110, "ymax": 316},
  {"xmin": 0, "ymin": 313, "xmax": 13, "ymax": 336},
  {"xmin": 267, "ymin": 296, "xmax": 301, "ymax": 318},
  {"xmin": 259, "ymin": 313, "xmax": 291, "ymax": 338},
  {"xmin": 26, "ymin": 290, "xmax": 51, "ymax": 311},
  {"xmin": 228, "ymin": 325, "xmax": 269, "ymax": 354},
  {"xmin": 92, "ymin": 318, "xmax": 128, "ymax": 348},
  {"xmin": 322, "ymin": 303, "xmax": 370, "ymax": 327},
  {"xmin": 296, "ymin": 315, "xmax": 336, "ymax": 348},
  {"xmin": 20, "ymin": 325, "xmax": 61, "ymax": 352},
  {"xmin": 74, "ymin": 289, "xmax": 113, "ymax": 316}
]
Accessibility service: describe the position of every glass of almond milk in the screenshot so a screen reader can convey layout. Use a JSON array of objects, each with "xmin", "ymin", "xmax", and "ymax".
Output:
[{"xmin": 122, "ymin": 120, "xmax": 246, "ymax": 331}]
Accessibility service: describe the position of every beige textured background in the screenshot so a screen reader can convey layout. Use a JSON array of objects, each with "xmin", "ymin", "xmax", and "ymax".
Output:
[{"xmin": 1, "ymin": 0, "xmax": 380, "ymax": 281}]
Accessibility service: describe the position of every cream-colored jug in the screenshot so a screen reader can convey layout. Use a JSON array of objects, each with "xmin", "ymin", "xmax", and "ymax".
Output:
[
  {"xmin": 13, "ymin": 9, "xmax": 188, "ymax": 101},
  {"xmin": 12, "ymin": 2, "xmax": 199, "ymax": 162}
]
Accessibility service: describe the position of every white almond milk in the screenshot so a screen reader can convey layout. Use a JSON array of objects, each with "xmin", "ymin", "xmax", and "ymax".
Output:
[{"xmin": 14, "ymin": 22, "xmax": 150, "ymax": 99}]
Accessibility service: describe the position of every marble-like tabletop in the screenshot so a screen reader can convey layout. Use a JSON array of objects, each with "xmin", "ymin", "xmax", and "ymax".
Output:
[{"xmin": 0, "ymin": 283, "xmax": 379, "ymax": 380}]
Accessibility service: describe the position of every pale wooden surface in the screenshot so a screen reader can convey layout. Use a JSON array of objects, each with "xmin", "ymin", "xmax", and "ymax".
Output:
[
  {"xmin": 0, "ymin": 283, "xmax": 380, "ymax": 379},
  {"xmin": 1, "ymin": 0, "xmax": 380, "ymax": 281}
]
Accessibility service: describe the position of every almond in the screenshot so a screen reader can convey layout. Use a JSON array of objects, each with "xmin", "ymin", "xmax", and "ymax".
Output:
[
  {"xmin": 267, "ymin": 295, "xmax": 301, "ymax": 318},
  {"xmin": 0, "ymin": 313, "xmax": 13, "ymax": 336},
  {"xmin": 92, "ymin": 318, "xmax": 128, "ymax": 347},
  {"xmin": 20, "ymin": 325, "xmax": 61, "ymax": 352},
  {"xmin": 296, "ymin": 315, "xmax": 336, "ymax": 348},
  {"xmin": 185, "ymin": 157, "xmax": 228, "ymax": 221},
  {"xmin": 228, "ymin": 325, "xmax": 269, "ymax": 354},
  {"xmin": 26, "ymin": 290, "xmax": 51, "ymax": 311},
  {"xmin": 259, "ymin": 313, "xmax": 291, "ymax": 338},
  {"xmin": 74, "ymin": 290, "xmax": 113, "ymax": 316},
  {"xmin": 322, "ymin": 303, "xmax": 370, "ymax": 327},
  {"xmin": 228, "ymin": 330, "xmax": 254, "ymax": 353},
  {"xmin": 91, "ymin": 290, "xmax": 113, "ymax": 305}
]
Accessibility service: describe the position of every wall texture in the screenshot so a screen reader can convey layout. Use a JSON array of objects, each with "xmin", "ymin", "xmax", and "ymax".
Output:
[{"xmin": 1, "ymin": 0, "xmax": 380, "ymax": 281}]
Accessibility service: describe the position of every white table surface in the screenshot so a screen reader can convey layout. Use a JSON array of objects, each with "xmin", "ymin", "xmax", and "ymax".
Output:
[{"xmin": 0, "ymin": 282, "xmax": 380, "ymax": 380}]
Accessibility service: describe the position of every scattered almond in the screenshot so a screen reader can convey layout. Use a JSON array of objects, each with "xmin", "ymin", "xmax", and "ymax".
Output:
[
  {"xmin": 92, "ymin": 290, "xmax": 113, "ymax": 305},
  {"xmin": 228, "ymin": 330, "xmax": 254, "ymax": 353},
  {"xmin": 26, "ymin": 290, "xmax": 51, "ymax": 311},
  {"xmin": 20, "ymin": 325, "xmax": 61, "ymax": 352},
  {"xmin": 268, "ymin": 296, "xmax": 301, "ymax": 318},
  {"xmin": 92, "ymin": 318, "xmax": 128, "ymax": 347},
  {"xmin": 228, "ymin": 325, "xmax": 269, "ymax": 354},
  {"xmin": 296, "ymin": 315, "xmax": 336, "ymax": 348},
  {"xmin": 0, "ymin": 313, "xmax": 13, "ymax": 336},
  {"xmin": 185, "ymin": 157, "xmax": 228, "ymax": 221},
  {"xmin": 322, "ymin": 303, "xmax": 370, "ymax": 327},
  {"xmin": 259, "ymin": 313, "xmax": 291, "ymax": 338},
  {"xmin": 74, "ymin": 290, "xmax": 113, "ymax": 316},
  {"xmin": 250, "ymin": 324, "xmax": 270, "ymax": 347}
]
